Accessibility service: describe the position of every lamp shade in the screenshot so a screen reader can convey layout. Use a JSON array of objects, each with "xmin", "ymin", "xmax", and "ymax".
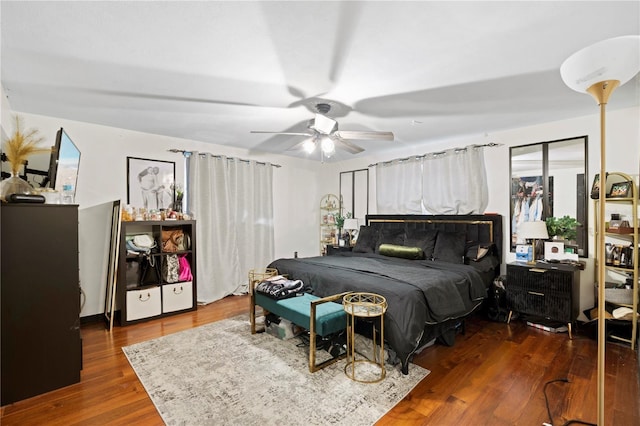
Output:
[
  {"xmin": 518, "ymin": 220, "xmax": 549, "ymax": 240},
  {"xmin": 560, "ymin": 35, "xmax": 640, "ymax": 93},
  {"xmin": 343, "ymin": 218, "xmax": 359, "ymax": 231}
]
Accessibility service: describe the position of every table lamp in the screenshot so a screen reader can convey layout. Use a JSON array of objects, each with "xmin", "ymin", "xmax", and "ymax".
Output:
[
  {"xmin": 518, "ymin": 221, "xmax": 549, "ymax": 264},
  {"xmin": 343, "ymin": 218, "xmax": 359, "ymax": 246}
]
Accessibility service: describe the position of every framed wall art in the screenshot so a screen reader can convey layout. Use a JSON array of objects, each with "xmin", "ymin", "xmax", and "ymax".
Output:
[
  {"xmin": 609, "ymin": 180, "xmax": 633, "ymax": 198},
  {"xmin": 127, "ymin": 157, "xmax": 175, "ymax": 210},
  {"xmin": 590, "ymin": 173, "xmax": 607, "ymax": 199}
]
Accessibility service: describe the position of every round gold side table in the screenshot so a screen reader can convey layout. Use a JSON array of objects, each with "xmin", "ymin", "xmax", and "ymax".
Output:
[{"xmin": 343, "ymin": 292, "xmax": 388, "ymax": 383}]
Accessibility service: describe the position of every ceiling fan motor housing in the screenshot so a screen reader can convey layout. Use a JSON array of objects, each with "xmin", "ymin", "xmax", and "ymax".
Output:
[{"xmin": 310, "ymin": 113, "xmax": 337, "ymax": 134}]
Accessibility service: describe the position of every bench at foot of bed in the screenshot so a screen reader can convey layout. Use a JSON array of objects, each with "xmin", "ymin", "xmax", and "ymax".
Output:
[{"xmin": 250, "ymin": 288, "xmax": 350, "ymax": 373}]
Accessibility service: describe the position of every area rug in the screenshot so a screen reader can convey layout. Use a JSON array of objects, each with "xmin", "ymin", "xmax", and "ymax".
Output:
[{"xmin": 123, "ymin": 316, "xmax": 429, "ymax": 425}]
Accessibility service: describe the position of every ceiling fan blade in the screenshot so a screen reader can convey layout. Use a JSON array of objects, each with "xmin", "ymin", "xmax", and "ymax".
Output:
[
  {"xmin": 335, "ymin": 131, "xmax": 394, "ymax": 141},
  {"xmin": 333, "ymin": 137, "xmax": 365, "ymax": 154},
  {"xmin": 250, "ymin": 131, "xmax": 313, "ymax": 137}
]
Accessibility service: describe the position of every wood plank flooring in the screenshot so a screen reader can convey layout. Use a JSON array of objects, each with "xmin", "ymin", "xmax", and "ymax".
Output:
[{"xmin": 2, "ymin": 295, "xmax": 638, "ymax": 425}]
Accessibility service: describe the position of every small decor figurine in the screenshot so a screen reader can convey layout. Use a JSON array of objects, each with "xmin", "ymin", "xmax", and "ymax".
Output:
[{"xmin": 0, "ymin": 116, "xmax": 50, "ymax": 201}]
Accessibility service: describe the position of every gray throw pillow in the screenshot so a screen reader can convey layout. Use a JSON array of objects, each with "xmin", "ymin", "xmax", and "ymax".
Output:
[
  {"xmin": 433, "ymin": 231, "xmax": 467, "ymax": 264},
  {"xmin": 353, "ymin": 226, "xmax": 379, "ymax": 253}
]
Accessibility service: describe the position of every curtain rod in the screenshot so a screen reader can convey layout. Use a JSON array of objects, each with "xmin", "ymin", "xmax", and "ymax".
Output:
[
  {"xmin": 168, "ymin": 149, "xmax": 281, "ymax": 168},
  {"xmin": 367, "ymin": 142, "xmax": 502, "ymax": 168}
]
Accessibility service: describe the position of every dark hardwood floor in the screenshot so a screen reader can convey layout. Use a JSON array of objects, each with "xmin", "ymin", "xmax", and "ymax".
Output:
[{"xmin": 2, "ymin": 294, "xmax": 638, "ymax": 425}]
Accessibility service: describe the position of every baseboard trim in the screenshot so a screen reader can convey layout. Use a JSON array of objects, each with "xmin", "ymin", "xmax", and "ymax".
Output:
[{"xmin": 80, "ymin": 314, "xmax": 104, "ymax": 325}]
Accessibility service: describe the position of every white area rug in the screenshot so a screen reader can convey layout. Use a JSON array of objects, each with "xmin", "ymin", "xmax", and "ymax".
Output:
[{"xmin": 123, "ymin": 316, "xmax": 429, "ymax": 425}]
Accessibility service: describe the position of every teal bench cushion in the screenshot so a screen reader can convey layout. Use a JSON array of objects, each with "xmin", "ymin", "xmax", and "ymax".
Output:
[{"xmin": 255, "ymin": 292, "xmax": 346, "ymax": 336}]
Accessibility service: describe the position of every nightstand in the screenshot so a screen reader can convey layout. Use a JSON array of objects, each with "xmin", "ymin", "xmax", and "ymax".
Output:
[
  {"xmin": 325, "ymin": 245, "xmax": 353, "ymax": 256},
  {"xmin": 506, "ymin": 262, "xmax": 581, "ymax": 338}
]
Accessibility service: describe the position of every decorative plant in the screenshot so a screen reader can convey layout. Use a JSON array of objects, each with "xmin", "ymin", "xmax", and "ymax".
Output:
[
  {"xmin": 171, "ymin": 183, "xmax": 184, "ymax": 212},
  {"xmin": 2, "ymin": 116, "xmax": 49, "ymax": 176},
  {"xmin": 335, "ymin": 212, "xmax": 352, "ymax": 231},
  {"xmin": 545, "ymin": 215, "xmax": 580, "ymax": 241}
]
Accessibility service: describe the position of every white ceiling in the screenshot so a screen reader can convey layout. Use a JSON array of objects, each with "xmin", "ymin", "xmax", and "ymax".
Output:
[{"xmin": 2, "ymin": 1, "xmax": 639, "ymax": 162}]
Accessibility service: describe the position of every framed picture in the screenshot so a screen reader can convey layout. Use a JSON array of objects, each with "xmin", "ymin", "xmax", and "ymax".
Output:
[
  {"xmin": 590, "ymin": 173, "xmax": 606, "ymax": 199},
  {"xmin": 127, "ymin": 157, "xmax": 175, "ymax": 210},
  {"xmin": 544, "ymin": 241, "xmax": 565, "ymax": 261},
  {"xmin": 609, "ymin": 181, "xmax": 632, "ymax": 198}
]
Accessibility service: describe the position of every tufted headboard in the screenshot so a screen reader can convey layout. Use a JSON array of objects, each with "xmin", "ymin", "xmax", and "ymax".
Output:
[{"xmin": 365, "ymin": 214, "xmax": 503, "ymax": 263}]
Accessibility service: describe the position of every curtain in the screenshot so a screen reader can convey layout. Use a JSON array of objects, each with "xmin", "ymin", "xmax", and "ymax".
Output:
[
  {"xmin": 422, "ymin": 146, "xmax": 488, "ymax": 214},
  {"xmin": 375, "ymin": 157, "xmax": 423, "ymax": 213},
  {"xmin": 188, "ymin": 153, "xmax": 274, "ymax": 304},
  {"xmin": 374, "ymin": 146, "xmax": 488, "ymax": 215}
]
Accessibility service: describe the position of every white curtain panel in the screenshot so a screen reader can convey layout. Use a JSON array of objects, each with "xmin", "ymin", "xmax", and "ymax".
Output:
[
  {"xmin": 188, "ymin": 154, "xmax": 274, "ymax": 304},
  {"xmin": 375, "ymin": 157, "xmax": 423, "ymax": 213},
  {"xmin": 422, "ymin": 146, "xmax": 488, "ymax": 214}
]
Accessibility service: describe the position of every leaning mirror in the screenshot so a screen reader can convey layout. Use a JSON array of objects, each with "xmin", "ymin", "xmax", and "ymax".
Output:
[
  {"xmin": 339, "ymin": 169, "xmax": 369, "ymax": 224},
  {"xmin": 510, "ymin": 136, "xmax": 588, "ymax": 257}
]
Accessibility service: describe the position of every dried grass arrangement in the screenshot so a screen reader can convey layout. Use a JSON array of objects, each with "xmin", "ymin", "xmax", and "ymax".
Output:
[{"xmin": 2, "ymin": 115, "xmax": 49, "ymax": 176}]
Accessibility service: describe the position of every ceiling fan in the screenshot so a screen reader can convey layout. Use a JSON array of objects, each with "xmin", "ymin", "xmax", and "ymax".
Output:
[{"xmin": 250, "ymin": 103, "xmax": 394, "ymax": 157}]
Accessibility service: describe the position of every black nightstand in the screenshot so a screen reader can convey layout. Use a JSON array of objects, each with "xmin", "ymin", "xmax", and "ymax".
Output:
[
  {"xmin": 506, "ymin": 262, "xmax": 581, "ymax": 338},
  {"xmin": 325, "ymin": 245, "xmax": 353, "ymax": 256}
]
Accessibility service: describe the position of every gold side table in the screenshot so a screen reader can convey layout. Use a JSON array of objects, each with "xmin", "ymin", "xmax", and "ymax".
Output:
[{"xmin": 343, "ymin": 292, "xmax": 388, "ymax": 383}]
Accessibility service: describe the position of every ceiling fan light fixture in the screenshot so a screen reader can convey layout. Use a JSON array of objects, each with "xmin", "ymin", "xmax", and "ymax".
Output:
[
  {"xmin": 302, "ymin": 139, "xmax": 317, "ymax": 154},
  {"xmin": 320, "ymin": 137, "xmax": 335, "ymax": 155}
]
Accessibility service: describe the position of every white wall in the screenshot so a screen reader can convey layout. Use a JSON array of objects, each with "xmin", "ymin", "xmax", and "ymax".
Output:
[{"xmin": 321, "ymin": 106, "xmax": 640, "ymax": 319}]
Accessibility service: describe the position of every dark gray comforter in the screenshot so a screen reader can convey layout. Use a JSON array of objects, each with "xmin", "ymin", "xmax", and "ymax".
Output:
[{"xmin": 268, "ymin": 252, "xmax": 488, "ymax": 372}]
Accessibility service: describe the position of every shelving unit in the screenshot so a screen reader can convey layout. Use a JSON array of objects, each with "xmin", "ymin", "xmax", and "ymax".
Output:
[
  {"xmin": 117, "ymin": 220, "xmax": 197, "ymax": 325},
  {"xmin": 320, "ymin": 194, "xmax": 339, "ymax": 255},
  {"xmin": 593, "ymin": 172, "xmax": 638, "ymax": 349}
]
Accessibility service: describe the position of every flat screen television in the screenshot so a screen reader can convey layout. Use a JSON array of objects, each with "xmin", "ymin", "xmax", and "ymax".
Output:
[{"xmin": 48, "ymin": 128, "xmax": 81, "ymax": 198}]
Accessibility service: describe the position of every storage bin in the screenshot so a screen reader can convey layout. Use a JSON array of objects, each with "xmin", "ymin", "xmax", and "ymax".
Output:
[
  {"xmin": 126, "ymin": 286, "xmax": 162, "ymax": 321},
  {"xmin": 162, "ymin": 281, "xmax": 193, "ymax": 313},
  {"xmin": 596, "ymin": 282, "xmax": 634, "ymax": 305}
]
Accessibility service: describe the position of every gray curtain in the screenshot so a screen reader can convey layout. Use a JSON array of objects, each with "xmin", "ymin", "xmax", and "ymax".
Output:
[{"xmin": 188, "ymin": 154, "xmax": 274, "ymax": 303}]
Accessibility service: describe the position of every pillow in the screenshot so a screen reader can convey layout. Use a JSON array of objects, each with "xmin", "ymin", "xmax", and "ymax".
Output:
[
  {"xmin": 433, "ymin": 231, "xmax": 467, "ymax": 264},
  {"xmin": 405, "ymin": 229, "xmax": 439, "ymax": 260},
  {"xmin": 378, "ymin": 244, "xmax": 424, "ymax": 260},
  {"xmin": 376, "ymin": 228, "xmax": 405, "ymax": 253},
  {"xmin": 465, "ymin": 243, "xmax": 493, "ymax": 262},
  {"xmin": 466, "ymin": 252, "xmax": 500, "ymax": 272},
  {"xmin": 353, "ymin": 226, "xmax": 379, "ymax": 253}
]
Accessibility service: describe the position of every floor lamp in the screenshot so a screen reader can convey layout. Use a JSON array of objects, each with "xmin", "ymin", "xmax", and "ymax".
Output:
[{"xmin": 560, "ymin": 35, "xmax": 640, "ymax": 425}]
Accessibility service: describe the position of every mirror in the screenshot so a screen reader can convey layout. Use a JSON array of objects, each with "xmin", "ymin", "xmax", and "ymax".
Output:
[
  {"xmin": 340, "ymin": 169, "xmax": 369, "ymax": 225},
  {"xmin": 510, "ymin": 136, "xmax": 588, "ymax": 256}
]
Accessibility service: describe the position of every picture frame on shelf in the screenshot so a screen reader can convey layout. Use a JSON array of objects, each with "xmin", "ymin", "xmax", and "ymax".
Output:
[
  {"xmin": 608, "ymin": 181, "xmax": 632, "ymax": 198},
  {"xmin": 544, "ymin": 241, "xmax": 565, "ymax": 261},
  {"xmin": 590, "ymin": 173, "xmax": 607, "ymax": 199},
  {"xmin": 126, "ymin": 157, "xmax": 175, "ymax": 210}
]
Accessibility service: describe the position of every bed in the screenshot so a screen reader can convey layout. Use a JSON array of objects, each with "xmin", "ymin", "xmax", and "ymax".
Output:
[{"xmin": 268, "ymin": 214, "xmax": 503, "ymax": 374}]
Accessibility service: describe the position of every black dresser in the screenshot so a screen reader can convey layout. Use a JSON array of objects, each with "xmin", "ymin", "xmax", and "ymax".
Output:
[
  {"xmin": 1, "ymin": 204, "xmax": 82, "ymax": 405},
  {"xmin": 506, "ymin": 262, "xmax": 581, "ymax": 338}
]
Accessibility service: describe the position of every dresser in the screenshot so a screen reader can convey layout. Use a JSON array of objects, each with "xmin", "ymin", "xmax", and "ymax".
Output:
[
  {"xmin": 506, "ymin": 262, "xmax": 581, "ymax": 338},
  {"xmin": 1, "ymin": 204, "xmax": 82, "ymax": 405}
]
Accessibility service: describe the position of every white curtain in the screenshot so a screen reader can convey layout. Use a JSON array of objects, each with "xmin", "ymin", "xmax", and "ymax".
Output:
[
  {"xmin": 188, "ymin": 153, "xmax": 274, "ymax": 304},
  {"xmin": 422, "ymin": 146, "xmax": 488, "ymax": 214},
  {"xmin": 375, "ymin": 146, "xmax": 489, "ymax": 214},
  {"xmin": 375, "ymin": 157, "xmax": 423, "ymax": 213}
]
